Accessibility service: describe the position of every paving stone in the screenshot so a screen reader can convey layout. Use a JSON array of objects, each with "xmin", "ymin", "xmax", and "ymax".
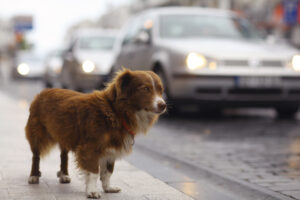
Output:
[
  {"xmin": 142, "ymin": 193, "xmax": 193, "ymax": 200},
  {"xmin": 0, "ymin": 189, "xmax": 9, "ymax": 199},
  {"xmin": 270, "ymin": 183, "xmax": 300, "ymax": 191},
  {"xmin": 280, "ymin": 190, "xmax": 300, "ymax": 199}
]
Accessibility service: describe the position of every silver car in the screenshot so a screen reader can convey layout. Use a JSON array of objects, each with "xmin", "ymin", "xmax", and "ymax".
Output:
[
  {"xmin": 61, "ymin": 29, "xmax": 118, "ymax": 91},
  {"xmin": 113, "ymin": 7, "xmax": 300, "ymax": 117},
  {"xmin": 11, "ymin": 52, "xmax": 45, "ymax": 79}
]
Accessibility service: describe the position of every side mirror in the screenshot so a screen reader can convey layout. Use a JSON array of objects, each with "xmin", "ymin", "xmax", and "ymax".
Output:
[{"xmin": 135, "ymin": 31, "xmax": 150, "ymax": 44}]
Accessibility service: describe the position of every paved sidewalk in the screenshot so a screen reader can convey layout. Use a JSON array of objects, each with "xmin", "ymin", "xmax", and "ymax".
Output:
[{"xmin": 0, "ymin": 92, "xmax": 193, "ymax": 200}]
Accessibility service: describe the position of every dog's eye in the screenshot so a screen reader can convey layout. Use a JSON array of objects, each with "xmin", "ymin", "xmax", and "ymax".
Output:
[
  {"xmin": 158, "ymin": 86, "xmax": 163, "ymax": 93},
  {"xmin": 143, "ymin": 87, "xmax": 150, "ymax": 91}
]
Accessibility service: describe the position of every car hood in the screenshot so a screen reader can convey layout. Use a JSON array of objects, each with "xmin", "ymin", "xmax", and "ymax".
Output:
[
  {"xmin": 75, "ymin": 50, "xmax": 114, "ymax": 74},
  {"xmin": 159, "ymin": 38, "xmax": 299, "ymax": 60}
]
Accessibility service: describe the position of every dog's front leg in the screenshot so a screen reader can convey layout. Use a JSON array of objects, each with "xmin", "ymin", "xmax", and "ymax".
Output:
[
  {"xmin": 76, "ymin": 147, "xmax": 101, "ymax": 199},
  {"xmin": 100, "ymin": 158, "xmax": 121, "ymax": 193},
  {"xmin": 85, "ymin": 172, "xmax": 101, "ymax": 199}
]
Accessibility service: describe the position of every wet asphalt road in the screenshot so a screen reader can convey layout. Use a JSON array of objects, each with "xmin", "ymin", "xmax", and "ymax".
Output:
[{"xmin": 1, "ymin": 76, "xmax": 300, "ymax": 199}]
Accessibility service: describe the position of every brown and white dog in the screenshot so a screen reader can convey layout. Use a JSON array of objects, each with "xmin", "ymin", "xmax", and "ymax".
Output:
[{"xmin": 25, "ymin": 69, "xmax": 166, "ymax": 198}]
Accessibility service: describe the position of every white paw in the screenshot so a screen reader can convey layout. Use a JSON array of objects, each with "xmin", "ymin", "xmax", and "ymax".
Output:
[
  {"xmin": 104, "ymin": 186, "xmax": 121, "ymax": 193},
  {"xmin": 57, "ymin": 171, "xmax": 71, "ymax": 183},
  {"xmin": 86, "ymin": 172, "xmax": 99, "ymax": 198},
  {"xmin": 28, "ymin": 176, "xmax": 39, "ymax": 184},
  {"xmin": 60, "ymin": 175, "xmax": 71, "ymax": 183},
  {"xmin": 87, "ymin": 191, "xmax": 101, "ymax": 199}
]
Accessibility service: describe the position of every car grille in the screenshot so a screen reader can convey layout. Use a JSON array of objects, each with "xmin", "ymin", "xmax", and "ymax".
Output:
[
  {"xmin": 228, "ymin": 88, "xmax": 282, "ymax": 95},
  {"xmin": 222, "ymin": 59, "xmax": 283, "ymax": 67},
  {"xmin": 261, "ymin": 60, "xmax": 283, "ymax": 67},
  {"xmin": 223, "ymin": 60, "xmax": 248, "ymax": 66},
  {"xmin": 289, "ymin": 89, "xmax": 300, "ymax": 95}
]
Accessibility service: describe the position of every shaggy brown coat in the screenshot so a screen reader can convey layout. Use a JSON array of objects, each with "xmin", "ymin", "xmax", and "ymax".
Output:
[{"xmin": 26, "ymin": 69, "xmax": 162, "ymax": 176}]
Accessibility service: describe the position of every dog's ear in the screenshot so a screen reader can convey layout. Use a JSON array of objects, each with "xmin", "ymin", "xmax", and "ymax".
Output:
[
  {"xmin": 115, "ymin": 68, "xmax": 132, "ymax": 98},
  {"xmin": 119, "ymin": 69, "xmax": 132, "ymax": 90}
]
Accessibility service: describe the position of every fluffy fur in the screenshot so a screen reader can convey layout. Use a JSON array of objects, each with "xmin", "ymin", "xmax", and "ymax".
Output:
[{"xmin": 25, "ymin": 69, "xmax": 166, "ymax": 198}]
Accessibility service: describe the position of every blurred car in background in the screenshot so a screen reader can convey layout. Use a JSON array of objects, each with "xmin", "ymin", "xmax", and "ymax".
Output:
[
  {"xmin": 113, "ymin": 7, "xmax": 300, "ymax": 117},
  {"xmin": 61, "ymin": 29, "xmax": 118, "ymax": 91},
  {"xmin": 11, "ymin": 51, "xmax": 45, "ymax": 79},
  {"xmin": 43, "ymin": 49, "xmax": 64, "ymax": 88}
]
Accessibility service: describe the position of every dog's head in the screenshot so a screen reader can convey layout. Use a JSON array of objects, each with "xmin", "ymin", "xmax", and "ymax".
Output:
[{"xmin": 111, "ymin": 68, "xmax": 166, "ymax": 115}]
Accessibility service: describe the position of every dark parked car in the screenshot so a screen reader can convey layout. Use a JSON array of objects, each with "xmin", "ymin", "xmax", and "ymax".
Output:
[{"xmin": 61, "ymin": 29, "xmax": 118, "ymax": 91}]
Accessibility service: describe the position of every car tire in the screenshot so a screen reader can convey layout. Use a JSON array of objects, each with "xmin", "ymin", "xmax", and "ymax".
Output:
[
  {"xmin": 69, "ymin": 77, "xmax": 82, "ymax": 92},
  {"xmin": 154, "ymin": 68, "xmax": 179, "ymax": 115},
  {"xmin": 60, "ymin": 66, "xmax": 69, "ymax": 89},
  {"xmin": 106, "ymin": 66, "xmax": 116, "ymax": 84},
  {"xmin": 61, "ymin": 66, "xmax": 81, "ymax": 91},
  {"xmin": 154, "ymin": 68, "xmax": 169, "ymax": 99},
  {"xmin": 275, "ymin": 106, "xmax": 298, "ymax": 118},
  {"xmin": 44, "ymin": 81, "xmax": 53, "ymax": 88}
]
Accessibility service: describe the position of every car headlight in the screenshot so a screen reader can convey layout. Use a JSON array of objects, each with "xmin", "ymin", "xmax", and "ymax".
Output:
[
  {"xmin": 82, "ymin": 60, "xmax": 95, "ymax": 73},
  {"xmin": 186, "ymin": 53, "xmax": 207, "ymax": 70},
  {"xmin": 292, "ymin": 55, "xmax": 300, "ymax": 71},
  {"xmin": 17, "ymin": 63, "xmax": 30, "ymax": 75}
]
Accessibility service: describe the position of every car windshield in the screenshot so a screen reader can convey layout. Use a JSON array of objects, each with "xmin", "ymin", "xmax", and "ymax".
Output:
[
  {"xmin": 79, "ymin": 36, "xmax": 115, "ymax": 50},
  {"xmin": 18, "ymin": 55, "xmax": 43, "ymax": 63},
  {"xmin": 160, "ymin": 14, "xmax": 264, "ymax": 40},
  {"xmin": 52, "ymin": 50, "xmax": 63, "ymax": 57}
]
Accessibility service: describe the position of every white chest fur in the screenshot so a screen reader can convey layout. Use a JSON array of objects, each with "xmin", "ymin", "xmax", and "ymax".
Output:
[
  {"xmin": 135, "ymin": 110, "xmax": 155, "ymax": 134},
  {"xmin": 105, "ymin": 134, "xmax": 133, "ymax": 159},
  {"xmin": 105, "ymin": 110, "xmax": 154, "ymax": 159}
]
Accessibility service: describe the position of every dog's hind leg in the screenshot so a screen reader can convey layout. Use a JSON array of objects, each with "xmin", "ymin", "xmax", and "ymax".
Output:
[
  {"xmin": 26, "ymin": 115, "xmax": 55, "ymax": 184},
  {"xmin": 28, "ymin": 150, "xmax": 41, "ymax": 184},
  {"xmin": 100, "ymin": 158, "xmax": 120, "ymax": 193},
  {"xmin": 57, "ymin": 148, "xmax": 71, "ymax": 183}
]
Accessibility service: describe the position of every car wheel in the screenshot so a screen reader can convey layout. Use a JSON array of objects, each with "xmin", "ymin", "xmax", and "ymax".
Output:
[
  {"xmin": 154, "ymin": 68, "xmax": 179, "ymax": 115},
  {"xmin": 155, "ymin": 69, "xmax": 168, "ymax": 100},
  {"xmin": 60, "ymin": 67, "xmax": 69, "ymax": 89},
  {"xmin": 275, "ymin": 106, "xmax": 299, "ymax": 118},
  {"xmin": 61, "ymin": 66, "xmax": 81, "ymax": 91},
  {"xmin": 44, "ymin": 80, "xmax": 53, "ymax": 88},
  {"xmin": 68, "ymin": 77, "xmax": 81, "ymax": 91},
  {"xmin": 106, "ymin": 66, "xmax": 116, "ymax": 84}
]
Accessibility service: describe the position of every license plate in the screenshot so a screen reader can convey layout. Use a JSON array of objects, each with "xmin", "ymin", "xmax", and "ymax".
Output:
[{"xmin": 237, "ymin": 77, "xmax": 282, "ymax": 88}]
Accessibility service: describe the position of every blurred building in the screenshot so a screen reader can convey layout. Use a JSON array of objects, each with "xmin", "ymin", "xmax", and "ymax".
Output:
[
  {"xmin": 97, "ymin": 5, "xmax": 131, "ymax": 29},
  {"xmin": 11, "ymin": 15, "xmax": 35, "ymax": 50},
  {"xmin": 65, "ymin": 20, "xmax": 97, "ymax": 37}
]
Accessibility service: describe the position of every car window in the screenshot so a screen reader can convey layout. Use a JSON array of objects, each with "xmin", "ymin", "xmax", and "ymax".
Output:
[
  {"xmin": 122, "ymin": 15, "xmax": 153, "ymax": 46},
  {"xmin": 17, "ymin": 55, "xmax": 43, "ymax": 63},
  {"xmin": 79, "ymin": 36, "xmax": 115, "ymax": 50},
  {"xmin": 122, "ymin": 18, "xmax": 141, "ymax": 46},
  {"xmin": 160, "ymin": 14, "xmax": 263, "ymax": 40}
]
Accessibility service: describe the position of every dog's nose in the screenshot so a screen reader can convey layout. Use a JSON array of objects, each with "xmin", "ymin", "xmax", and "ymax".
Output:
[{"xmin": 158, "ymin": 101, "xmax": 167, "ymax": 112}]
